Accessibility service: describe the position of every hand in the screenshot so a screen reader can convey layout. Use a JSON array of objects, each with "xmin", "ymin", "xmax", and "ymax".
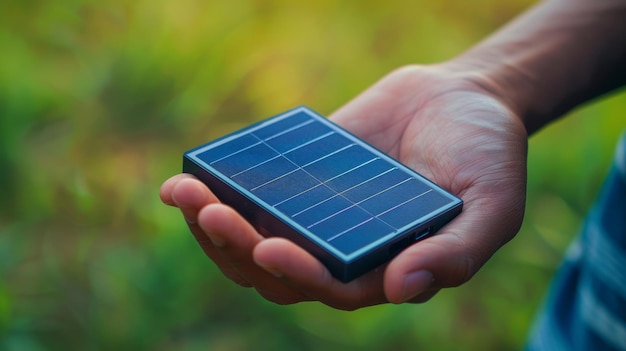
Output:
[{"xmin": 160, "ymin": 64, "xmax": 528, "ymax": 310}]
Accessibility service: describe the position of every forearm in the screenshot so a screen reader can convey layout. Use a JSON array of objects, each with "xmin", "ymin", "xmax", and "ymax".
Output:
[{"xmin": 449, "ymin": 0, "xmax": 626, "ymax": 134}]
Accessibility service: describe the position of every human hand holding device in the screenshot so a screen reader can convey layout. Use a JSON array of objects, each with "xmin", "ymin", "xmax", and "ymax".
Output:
[
  {"xmin": 182, "ymin": 105, "xmax": 464, "ymax": 283},
  {"xmin": 160, "ymin": 64, "xmax": 528, "ymax": 309}
]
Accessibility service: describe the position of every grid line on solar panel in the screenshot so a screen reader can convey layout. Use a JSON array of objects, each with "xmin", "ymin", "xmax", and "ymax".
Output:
[
  {"xmin": 231, "ymin": 154, "xmax": 282, "ymax": 179},
  {"xmin": 284, "ymin": 132, "xmax": 352, "ymax": 166},
  {"xmin": 326, "ymin": 217, "xmax": 376, "ymax": 242},
  {"xmin": 251, "ymin": 170, "xmax": 320, "ymax": 205},
  {"xmin": 273, "ymin": 183, "xmax": 324, "ymax": 208},
  {"xmin": 270, "ymin": 162, "xmax": 394, "ymax": 221},
  {"xmin": 249, "ymin": 166, "xmax": 299, "ymax": 191},
  {"xmin": 298, "ymin": 142, "xmax": 355, "ymax": 169},
  {"xmin": 281, "ymin": 131, "xmax": 335, "ymax": 154},
  {"xmin": 306, "ymin": 202, "xmax": 358, "ymax": 229},
  {"xmin": 307, "ymin": 206, "xmax": 374, "ymax": 240},
  {"xmin": 210, "ymin": 129, "xmax": 365, "ymax": 196},
  {"xmin": 291, "ymin": 193, "xmax": 353, "ymax": 227},
  {"xmin": 291, "ymin": 191, "xmax": 346, "ymax": 220},
  {"xmin": 277, "ymin": 165, "xmax": 397, "ymax": 224},
  {"xmin": 302, "ymin": 145, "xmax": 376, "ymax": 182},
  {"xmin": 297, "ymin": 176, "xmax": 433, "ymax": 236},
  {"xmin": 261, "ymin": 119, "xmax": 315, "ymax": 142},
  {"xmin": 231, "ymin": 156, "xmax": 297, "ymax": 189},
  {"xmin": 328, "ymin": 217, "xmax": 397, "ymax": 255},
  {"xmin": 207, "ymin": 140, "xmax": 263, "ymax": 166},
  {"xmin": 274, "ymin": 184, "xmax": 336, "ymax": 216},
  {"xmin": 263, "ymin": 121, "xmax": 332, "ymax": 153},
  {"xmin": 324, "ymin": 158, "xmax": 394, "ymax": 192},
  {"xmin": 335, "ymin": 166, "xmax": 396, "ymax": 197},
  {"xmin": 251, "ymin": 111, "xmax": 313, "ymax": 140},
  {"xmin": 377, "ymin": 189, "xmax": 433, "ymax": 217},
  {"xmin": 353, "ymin": 178, "xmax": 413, "ymax": 208},
  {"xmin": 197, "ymin": 133, "xmax": 259, "ymax": 165},
  {"xmin": 323, "ymin": 158, "xmax": 382, "ymax": 184}
]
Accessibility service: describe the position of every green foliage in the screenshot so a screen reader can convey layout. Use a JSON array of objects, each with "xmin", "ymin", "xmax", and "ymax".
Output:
[{"xmin": 1, "ymin": 0, "xmax": 624, "ymax": 350}]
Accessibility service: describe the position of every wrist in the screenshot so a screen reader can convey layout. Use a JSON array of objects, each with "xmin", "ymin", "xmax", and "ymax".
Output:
[
  {"xmin": 438, "ymin": 57, "xmax": 536, "ymax": 134},
  {"xmin": 442, "ymin": 0, "xmax": 626, "ymax": 135}
]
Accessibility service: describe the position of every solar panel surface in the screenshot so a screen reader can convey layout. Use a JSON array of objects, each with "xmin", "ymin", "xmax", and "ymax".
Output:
[{"xmin": 183, "ymin": 106, "xmax": 462, "ymax": 282}]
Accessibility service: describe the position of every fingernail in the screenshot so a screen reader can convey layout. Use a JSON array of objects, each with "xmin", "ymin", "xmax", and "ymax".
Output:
[
  {"xmin": 264, "ymin": 267, "xmax": 283, "ymax": 278},
  {"xmin": 205, "ymin": 230, "xmax": 225, "ymax": 247},
  {"xmin": 180, "ymin": 208, "xmax": 197, "ymax": 224},
  {"xmin": 401, "ymin": 270, "xmax": 434, "ymax": 302},
  {"xmin": 255, "ymin": 260, "xmax": 283, "ymax": 278},
  {"xmin": 184, "ymin": 215, "xmax": 196, "ymax": 225}
]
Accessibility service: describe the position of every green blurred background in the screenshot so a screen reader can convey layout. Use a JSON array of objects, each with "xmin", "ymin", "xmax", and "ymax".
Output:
[{"xmin": 1, "ymin": 0, "xmax": 624, "ymax": 350}]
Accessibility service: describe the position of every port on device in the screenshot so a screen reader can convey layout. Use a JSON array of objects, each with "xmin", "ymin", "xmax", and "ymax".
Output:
[
  {"xmin": 389, "ymin": 227, "xmax": 434, "ymax": 256},
  {"xmin": 412, "ymin": 226, "xmax": 433, "ymax": 242}
]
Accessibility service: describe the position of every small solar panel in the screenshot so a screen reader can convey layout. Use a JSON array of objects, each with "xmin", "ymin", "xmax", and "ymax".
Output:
[{"xmin": 183, "ymin": 106, "xmax": 463, "ymax": 282}]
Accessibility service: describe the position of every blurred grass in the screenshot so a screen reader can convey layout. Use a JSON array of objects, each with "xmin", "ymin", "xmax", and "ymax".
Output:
[{"xmin": 1, "ymin": 0, "xmax": 624, "ymax": 350}]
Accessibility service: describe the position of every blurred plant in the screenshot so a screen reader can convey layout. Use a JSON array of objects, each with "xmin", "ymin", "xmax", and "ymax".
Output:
[{"xmin": 1, "ymin": 0, "xmax": 624, "ymax": 350}]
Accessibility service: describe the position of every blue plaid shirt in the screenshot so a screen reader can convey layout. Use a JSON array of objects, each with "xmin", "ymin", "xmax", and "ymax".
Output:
[{"xmin": 527, "ymin": 133, "xmax": 626, "ymax": 351}]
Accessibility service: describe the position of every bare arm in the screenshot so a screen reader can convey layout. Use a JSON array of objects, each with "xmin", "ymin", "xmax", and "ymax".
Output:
[{"xmin": 450, "ymin": 0, "xmax": 626, "ymax": 134}]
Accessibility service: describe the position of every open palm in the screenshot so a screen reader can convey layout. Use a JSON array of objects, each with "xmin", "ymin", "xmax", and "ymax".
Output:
[{"xmin": 160, "ymin": 64, "xmax": 528, "ymax": 310}]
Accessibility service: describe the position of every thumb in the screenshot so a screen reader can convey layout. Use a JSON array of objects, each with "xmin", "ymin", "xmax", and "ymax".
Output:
[
  {"xmin": 383, "ymin": 199, "xmax": 520, "ymax": 304},
  {"xmin": 383, "ymin": 229, "xmax": 478, "ymax": 303}
]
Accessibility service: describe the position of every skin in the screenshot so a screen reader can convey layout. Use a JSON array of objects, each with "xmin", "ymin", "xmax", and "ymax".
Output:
[{"xmin": 160, "ymin": 0, "xmax": 625, "ymax": 310}]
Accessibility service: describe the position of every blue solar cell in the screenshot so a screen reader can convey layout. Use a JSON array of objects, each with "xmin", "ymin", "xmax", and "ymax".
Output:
[
  {"xmin": 358, "ymin": 179, "xmax": 432, "ymax": 220},
  {"xmin": 208, "ymin": 142, "xmax": 276, "ymax": 177},
  {"xmin": 330, "ymin": 218, "xmax": 395, "ymax": 255},
  {"xmin": 231, "ymin": 156, "xmax": 297, "ymax": 189},
  {"xmin": 251, "ymin": 169, "xmax": 320, "ymax": 206},
  {"xmin": 308, "ymin": 205, "xmax": 373, "ymax": 240},
  {"xmin": 264, "ymin": 119, "xmax": 333, "ymax": 153},
  {"xmin": 284, "ymin": 132, "xmax": 351, "ymax": 166},
  {"xmin": 252, "ymin": 111, "xmax": 313, "ymax": 140},
  {"xmin": 183, "ymin": 106, "xmax": 463, "ymax": 282},
  {"xmin": 196, "ymin": 133, "xmax": 258, "ymax": 162},
  {"xmin": 341, "ymin": 168, "xmax": 411, "ymax": 203},
  {"xmin": 324, "ymin": 158, "xmax": 393, "ymax": 192},
  {"xmin": 293, "ymin": 195, "xmax": 353, "ymax": 228},
  {"xmin": 274, "ymin": 184, "xmax": 335, "ymax": 216},
  {"xmin": 302, "ymin": 145, "xmax": 377, "ymax": 181},
  {"xmin": 378, "ymin": 190, "xmax": 452, "ymax": 228}
]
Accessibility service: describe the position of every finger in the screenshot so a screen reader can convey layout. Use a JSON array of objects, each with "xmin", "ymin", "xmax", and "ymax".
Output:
[
  {"xmin": 383, "ymin": 231, "xmax": 470, "ymax": 304},
  {"xmin": 160, "ymin": 174, "xmax": 198, "ymax": 206},
  {"xmin": 253, "ymin": 238, "xmax": 387, "ymax": 310},
  {"xmin": 191, "ymin": 221, "xmax": 253, "ymax": 287},
  {"xmin": 170, "ymin": 176, "xmax": 220, "ymax": 225},
  {"xmin": 198, "ymin": 205, "xmax": 310, "ymax": 305},
  {"xmin": 164, "ymin": 175, "xmax": 250, "ymax": 285},
  {"xmin": 188, "ymin": 210, "xmax": 253, "ymax": 287},
  {"xmin": 383, "ymin": 202, "xmax": 509, "ymax": 304},
  {"xmin": 197, "ymin": 203, "xmax": 264, "ymax": 255},
  {"xmin": 405, "ymin": 288, "xmax": 441, "ymax": 304}
]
